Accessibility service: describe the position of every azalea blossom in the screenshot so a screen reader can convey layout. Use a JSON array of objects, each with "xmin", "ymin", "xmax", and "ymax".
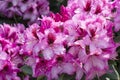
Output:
[
  {"xmin": 0, "ymin": 0, "xmax": 49, "ymax": 23},
  {"xmin": 114, "ymin": 0, "xmax": 120, "ymax": 32},
  {"xmin": 0, "ymin": 0, "xmax": 118, "ymax": 79}
]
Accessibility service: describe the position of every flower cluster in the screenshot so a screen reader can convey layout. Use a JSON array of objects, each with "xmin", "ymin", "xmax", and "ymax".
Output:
[
  {"xmin": 0, "ymin": 0, "xmax": 119, "ymax": 80},
  {"xmin": 0, "ymin": 24, "xmax": 25, "ymax": 80},
  {"xmin": 114, "ymin": 0, "xmax": 120, "ymax": 32},
  {"xmin": 0, "ymin": 0, "xmax": 49, "ymax": 22}
]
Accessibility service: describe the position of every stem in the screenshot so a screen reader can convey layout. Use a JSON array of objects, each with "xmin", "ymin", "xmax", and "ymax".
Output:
[
  {"xmin": 14, "ymin": 15, "xmax": 18, "ymax": 23},
  {"xmin": 112, "ymin": 64, "xmax": 120, "ymax": 80},
  {"xmin": 60, "ymin": 74, "xmax": 64, "ymax": 80},
  {"xmin": 97, "ymin": 75, "xmax": 101, "ymax": 80}
]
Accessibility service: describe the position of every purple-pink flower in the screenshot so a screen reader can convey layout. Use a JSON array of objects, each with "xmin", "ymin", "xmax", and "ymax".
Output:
[
  {"xmin": 114, "ymin": 0, "xmax": 120, "ymax": 32},
  {"xmin": 0, "ymin": 0, "xmax": 49, "ymax": 23},
  {"xmin": 0, "ymin": 0, "xmax": 118, "ymax": 79}
]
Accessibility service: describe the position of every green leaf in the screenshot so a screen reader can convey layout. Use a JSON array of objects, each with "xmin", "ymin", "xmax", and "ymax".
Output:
[
  {"xmin": 108, "ymin": 60, "xmax": 117, "ymax": 66},
  {"xmin": 21, "ymin": 65, "xmax": 33, "ymax": 75},
  {"xmin": 99, "ymin": 64, "xmax": 119, "ymax": 80},
  {"xmin": 58, "ymin": 73, "xmax": 75, "ymax": 80},
  {"xmin": 37, "ymin": 76, "xmax": 47, "ymax": 80},
  {"xmin": 114, "ymin": 36, "xmax": 120, "ymax": 43},
  {"xmin": 100, "ymin": 73, "xmax": 117, "ymax": 80}
]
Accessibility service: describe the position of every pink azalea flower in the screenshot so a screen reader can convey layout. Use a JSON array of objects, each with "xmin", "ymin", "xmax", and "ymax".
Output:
[
  {"xmin": 0, "ymin": 0, "xmax": 117, "ymax": 79},
  {"xmin": 114, "ymin": 0, "xmax": 120, "ymax": 31},
  {"xmin": 0, "ymin": 60, "xmax": 20, "ymax": 80},
  {"xmin": 50, "ymin": 5, "xmax": 71, "ymax": 22},
  {"xmin": 84, "ymin": 55, "xmax": 108, "ymax": 80},
  {"xmin": 0, "ymin": 48, "xmax": 20, "ymax": 80},
  {"xmin": 0, "ymin": 0, "xmax": 49, "ymax": 23},
  {"xmin": 49, "ymin": 54, "xmax": 75, "ymax": 79},
  {"xmin": 66, "ymin": 0, "xmax": 113, "ymax": 17}
]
